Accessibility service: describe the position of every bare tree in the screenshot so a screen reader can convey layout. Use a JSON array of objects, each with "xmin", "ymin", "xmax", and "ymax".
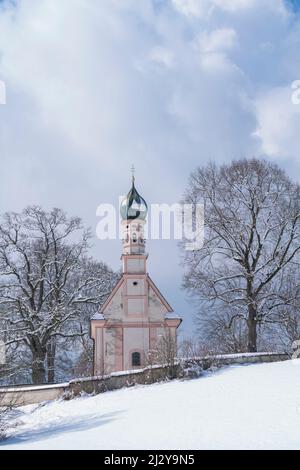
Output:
[
  {"xmin": 199, "ymin": 305, "xmax": 249, "ymax": 354},
  {"xmin": 269, "ymin": 265, "xmax": 300, "ymax": 352},
  {"xmin": 179, "ymin": 337, "xmax": 204, "ymax": 358},
  {"xmin": 0, "ymin": 389, "xmax": 19, "ymax": 441},
  {"xmin": 182, "ymin": 159, "xmax": 300, "ymax": 352},
  {"xmin": 152, "ymin": 330, "xmax": 178, "ymax": 379},
  {"xmin": 0, "ymin": 207, "xmax": 117, "ymax": 384}
]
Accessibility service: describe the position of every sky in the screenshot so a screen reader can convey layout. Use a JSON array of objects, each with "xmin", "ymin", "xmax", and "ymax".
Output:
[{"xmin": 0, "ymin": 0, "xmax": 300, "ymax": 336}]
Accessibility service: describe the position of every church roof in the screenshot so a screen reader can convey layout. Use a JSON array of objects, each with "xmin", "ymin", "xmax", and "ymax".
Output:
[
  {"xmin": 147, "ymin": 275, "xmax": 173, "ymax": 312},
  {"xmin": 92, "ymin": 275, "xmax": 174, "ymax": 317},
  {"xmin": 96, "ymin": 277, "xmax": 124, "ymax": 314}
]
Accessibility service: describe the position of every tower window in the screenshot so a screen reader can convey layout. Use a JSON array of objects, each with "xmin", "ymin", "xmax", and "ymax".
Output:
[
  {"xmin": 132, "ymin": 351, "xmax": 141, "ymax": 367},
  {"xmin": 133, "ymin": 281, "xmax": 138, "ymax": 286}
]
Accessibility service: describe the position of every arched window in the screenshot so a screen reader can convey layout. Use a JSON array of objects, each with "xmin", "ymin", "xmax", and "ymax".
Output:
[{"xmin": 132, "ymin": 351, "xmax": 141, "ymax": 367}]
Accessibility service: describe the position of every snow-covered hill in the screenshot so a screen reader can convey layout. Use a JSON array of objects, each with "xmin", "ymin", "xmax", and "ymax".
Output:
[{"xmin": 2, "ymin": 360, "xmax": 300, "ymax": 450}]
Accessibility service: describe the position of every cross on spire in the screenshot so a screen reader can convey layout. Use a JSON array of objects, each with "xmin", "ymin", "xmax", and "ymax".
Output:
[{"xmin": 131, "ymin": 164, "xmax": 135, "ymax": 185}]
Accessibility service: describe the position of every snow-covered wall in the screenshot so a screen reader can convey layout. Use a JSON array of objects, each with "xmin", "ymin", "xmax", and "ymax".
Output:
[{"xmin": 0, "ymin": 383, "xmax": 69, "ymax": 407}]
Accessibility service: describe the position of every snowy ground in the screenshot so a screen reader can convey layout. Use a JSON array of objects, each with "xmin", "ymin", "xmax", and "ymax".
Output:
[{"xmin": 1, "ymin": 360, "xmax": 300, "ymax": 450}]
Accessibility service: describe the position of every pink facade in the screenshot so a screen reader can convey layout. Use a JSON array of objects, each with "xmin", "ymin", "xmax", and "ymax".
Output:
[{"xmin": 91, "ymin": 180, "xmax": 182, "ymax": 374}]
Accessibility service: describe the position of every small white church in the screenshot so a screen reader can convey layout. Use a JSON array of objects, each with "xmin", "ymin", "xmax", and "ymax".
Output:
[{"xmin": 91, "ymin": 177, "xmax": 182, "ymax": 374}]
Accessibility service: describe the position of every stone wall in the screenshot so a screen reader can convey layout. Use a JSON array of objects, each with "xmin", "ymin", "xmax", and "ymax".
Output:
[
  {"xmin": 69, "ymin": 363, "xmax": 180, "ymax": 397},
  {"xmin": 0, "ymin": 352, "xmax": 289, "ymax": 407}
]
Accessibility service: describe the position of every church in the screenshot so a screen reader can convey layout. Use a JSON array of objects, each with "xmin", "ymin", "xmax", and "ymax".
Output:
[{"xmin": 91, "ymin": 176, "xmax": 182, "ymax": 375}]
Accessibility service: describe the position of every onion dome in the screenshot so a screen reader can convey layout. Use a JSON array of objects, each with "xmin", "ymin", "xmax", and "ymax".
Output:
[{"xmin": 120, "ymin": 177, "xmax": 148, "ymax": 221}]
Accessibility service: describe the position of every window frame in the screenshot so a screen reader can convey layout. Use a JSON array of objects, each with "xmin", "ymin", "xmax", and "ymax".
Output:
[{"xmin": 131, "ymin": 351, "xmax": 141, "ymax": 367}]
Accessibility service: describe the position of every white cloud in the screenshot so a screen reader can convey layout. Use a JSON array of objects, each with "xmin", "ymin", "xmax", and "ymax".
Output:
[
  {"xmin": 149, "ymin": 47, "xmax": 175, "ymax": 68},
  {"xmin": 172, "ymin": 0, "xmax": 211, "ymax": 18},
  {"xmin": 194, "ymin": 27, "xmax": 238, "ymax": 71},
  {"xmin": 172, "ymin": 0, "xmax": 287, "ymax": 18},
  {"xmin": 254, "ymin": 86, "xmax": 300, "ymax": 159},
  {"xmin": 213, "ymin": 0, "xmax": 260, "ymax": 12},
  {"xmin": 196, "ymin": 28, "xmax": 238, "ymax": 53}
]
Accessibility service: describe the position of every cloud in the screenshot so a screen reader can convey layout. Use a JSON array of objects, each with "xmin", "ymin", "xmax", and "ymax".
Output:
[
  {"xmin": 254, "ymin": 86, "xmax": 300, "ymax": 159},
  {"xmin": 172, "ymin": 0, "xmax": 288, "ymax": 17},
  {"xmin": 196, "ymin": 28, "xmax": 238, "ymax": 53},
  {"xmin": 149, "ymin": 47, "xmax": 175, "ymax": 68},
  {"xmin": 172, "ymin": 0, "xmax": 212, "ymax": 18},
  {"xmin": 213, "ymin": 0, "xmax": 258, "ymax": 10},
  {"xmin": 194, "ymin": 27, "xmax": 239, "ymax": 71}
]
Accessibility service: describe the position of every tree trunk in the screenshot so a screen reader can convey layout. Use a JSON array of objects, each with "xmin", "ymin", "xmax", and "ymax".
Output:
[
  {"xmin": 47, "ymin": 338, "xmax": 56, "ymax": 384},
  {"xmin": 247, "ymin": 305, "xmax": 257, "ymax": 352},
  {"xmin": 32, "ymin": 353, "xmax": 46, "ymax": 384}
]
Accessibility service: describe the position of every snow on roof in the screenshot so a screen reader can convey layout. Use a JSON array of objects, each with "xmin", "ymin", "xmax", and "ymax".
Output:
[
  {"xmin": 91, "ymin": 312, "xmax": 105, "ymax": 321},
  {"xmin": 165, "ymin": 313, "xmax": 181, "ymax": 319}
]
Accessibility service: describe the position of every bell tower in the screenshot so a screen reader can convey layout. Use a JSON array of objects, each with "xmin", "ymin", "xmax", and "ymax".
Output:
[{"xmin": 120, "ymin": 168, "xmax": 148, "ymax": 275}]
